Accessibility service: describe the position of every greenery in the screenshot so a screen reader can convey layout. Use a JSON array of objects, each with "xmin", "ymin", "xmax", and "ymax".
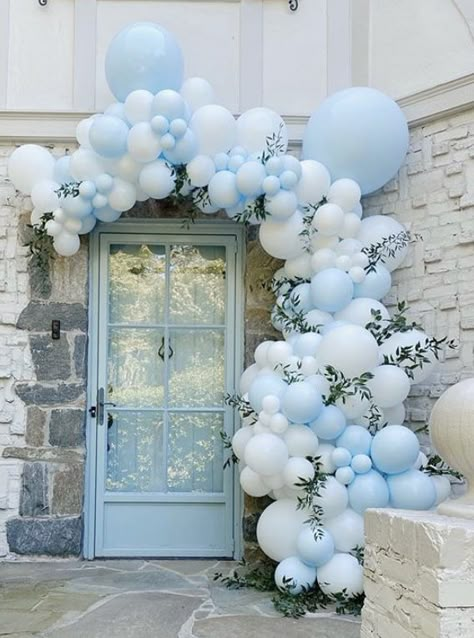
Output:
[
  {"xmin": 213, "ymin": 559, "xmax": 365, "ymax": 618},
  {"xmin": 362, "ymin": 230, "xmax": 419, "ymax": 273},
  {"xmin": 424, "ymin": 453, "xmax": 463, "ymax": 481},
  {"xmin": 365, "ymin": 300, "xmax": 423, "ymax": 345},
  {"xmin": 25, "ymin": 212, "xmax": 55, "ymax": 276},
  {"xmin": 381, "ymin": 336, "xmax": 457, "ymax": 380},
  {"xmin": 295, "ymin": 456, "xmax": 328, "ymax": 530}
]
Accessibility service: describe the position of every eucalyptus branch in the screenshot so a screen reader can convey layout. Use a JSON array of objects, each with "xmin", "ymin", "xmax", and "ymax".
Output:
[
  {"xmin": 365, "ymin": 301, "xmax": 423, "ymax": 345},
  {"xmin": 224, "ymin": 393, "xmax": 258, "ymax": 421},
  {"xmin": 233, "ymin": 195, "xmax": 268, "ymax": 224},
  {"xmin": 274, "ymin": 361, "xmax": 305, "ymax": 385},
  {"xmin": 424, "ymin": 454, "xmax": 463, "ymax": 481},
  {"xmin": 362, "ymin": 230, "xmax": 419, "ymax": 273},
  {"xmin": 260, "ymin": 123, "xmax": 286, "ymax": 163},
  {"xmin": 295, "ymin": 456, "xmax": 328, "ymax": 531},
  {"xmin": 219, "ymin": 430, "xmax": 239, "ymax": 470},
  {"xmin": 25, "ymin": 212, "xmax": 55, "ymax": 276},
  {"xmin": 381, "ymin": 338, "xmax": 457, "ymax": 379},
  {"xmin": 323, "ymin": 366, "xmax": 374, "ymax": 406},
  {"xmin": 56, "ymin": 182, "xmax": 82, "ymax": 198}
]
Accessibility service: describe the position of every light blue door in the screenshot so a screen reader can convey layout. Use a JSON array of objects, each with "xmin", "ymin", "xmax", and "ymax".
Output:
[{"xmin": 88, "ymin": 224, "xmax": 242, "ymax": 557}]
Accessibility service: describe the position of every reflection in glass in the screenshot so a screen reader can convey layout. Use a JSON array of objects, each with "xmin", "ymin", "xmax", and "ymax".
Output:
[
  {"xmin": 109, "ymin": 244, "xmax": 166, "ymax": 324},
  {"xmin": 107, "ymin": 412, "xmax": 164, "ymax": 492},
  {"xmin": 108, "ymin": 328, "xmax": 165, "ymax": 407},
  {"xmin": 168, "ymin": 330, "xmax": 225, "ymax": 408},
  {"xmin": 167, "ymin": 413, "xmax": 224, "ymax": 492},
  {"xmin": 170, "ymin": 245, "xmax": 226, "ymax": 325}
]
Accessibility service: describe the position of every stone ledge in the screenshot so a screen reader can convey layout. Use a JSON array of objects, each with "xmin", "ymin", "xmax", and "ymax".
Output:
[
  {"xmin": 6, "ymin": 516, "xmax": 82, "ymax": 556},
  {"xmin": 2, "ymin": 446, "xmax": 84, "ymax": 464}
]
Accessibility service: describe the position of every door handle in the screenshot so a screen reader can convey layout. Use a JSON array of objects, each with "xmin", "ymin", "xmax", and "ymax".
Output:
[
  {"xmin": 158, "ymin": 337, "xmax": 173, "ymax": 360},
  {"xmin": 96, "ymin": 387, "xmax": 116, "ymax": 426}
]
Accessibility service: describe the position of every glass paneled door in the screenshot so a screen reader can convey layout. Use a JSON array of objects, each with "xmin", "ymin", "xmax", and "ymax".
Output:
[{"xmin": 88, "ymin": 226, "xmax": 242, "ymax": 557}]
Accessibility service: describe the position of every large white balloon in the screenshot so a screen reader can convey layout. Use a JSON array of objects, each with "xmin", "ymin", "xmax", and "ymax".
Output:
[
  {"xmin": 368, "ymin": 365, "xmax": 411, "ymax": 408},
  {"xmin": 181, "ymin": 77, "xmax": 215, "ymax": 112},
  {"xmin": 31, "ymin": 179, "xmax": 60, "ymax": 213},
  {"xmin": 240, "ymin": 466, "xmax": 270, "ymax": 497},
  {"xmin": 312, "ymin": 476, "xmax": 349, "ymax": 521},
  {"xmin": 244, "ymin": 433, "xmax": 289, "ymax": 476},
  {"xmin": 70, "ymin": 149, "xmax": 104, "ymax": 181},
  {"xmin": 139, "ymin": 161, "xmax": 176, "ymax": 199},
  {"xmin": 357, "ymin": 215, "xmax": 409, "ymax": 272},
  {"xmin": 379, "ymin": 329, "xmax": 437, "ymax": 383},
  {"xmin": 324, "ymin": 508, "xmax": 365, "ymax": 552},
  {"xmin": 237, "ymin": 107, "xmax": 288, "ymax": 155},
  {"xmin": 317, "ymin": 553, "xmax": 364, "ymax": 598},
  {"xmin": 256, "ymin": 499, "xmax": 309, "ymax": 561},
  {"xmin": 127, "ymin": 123, "xmax": 162, "ymax": 163},
  {"xmin": 190, "ymin": 105, "xmax": 237, "ymax": 156},
  {"xmin": 259, "ymin": 211, "xmax": 306, "ymax": 260},
  {"xmin": 124, "ymin": 90, "xmax": 154, "ymax": 124},
  {"xmin": 294, "ymin": 160, "xmax": 331, "ymax": 208},
  {"xmin": 53, "ymin": 231, "xmax": 81, "ymax": 257},
  {"xmin": 335, "ymin": 298, "xmax": 390, "ymax": 328},
  {"xmin": 317, "ymin": 325, "xmax": 380, "ymax": 378},
  {"xmin": 284, "ymin": 425, "xmax": 319, "ymax": 457},
  {"xmin": 8, "ymin": 145, "xmax": 55, "ymax": 195}
]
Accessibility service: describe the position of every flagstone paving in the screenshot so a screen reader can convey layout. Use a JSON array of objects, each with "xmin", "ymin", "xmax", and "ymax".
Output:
[{"xmin": 0, "ymin": 560, "xmax": 361, "ymax": 637}]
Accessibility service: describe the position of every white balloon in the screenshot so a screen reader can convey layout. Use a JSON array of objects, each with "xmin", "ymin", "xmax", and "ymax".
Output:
[
  {"xmin": 284, "ymin": 425, "xmax": 319, "ymax": 457},
  {"xmin": 254, "ymin": 341, "xmax": 272, "ymax": 368},
  {"xmin": 124, "ymin": 90, "xmax": 154, "ymax": 124},
  {"xmin": 259, "ymin": 211, "xmax": 306, "ymax": 260},
  {"xmin": 311, "ymin": 248, "xmax": 337, "ymax": 272},
  {"xmin": 327, "ymin": 178, "xmax": 361, "ymax": 212},
  {"xmin": 69, "ymin": 149, "xmax": 104, "ymax": 181},
  {"xmin": 76, "ymin": 117, "xmax": 95, "ymax": 149},
  {"xmin": 45, "ymin": 219, "xmax": 62, "ymax": 237},
  {"xmin": 335, "ymin": 298, "xmax": 390, "ymax": 328},
  {"xmin": 379, "ymin": 329, "xmax": 437, "ymax": 383},
  {"xmin": 340, "ymin": 213, "xmax": 362, "ymax": 239},
  {"xmin": 283, "ymin": 457, "xmax": 315, "ymax": 489},
  {"xmin": 31, "ymin": 179, "xmax": 60, "ymax": 213},
  {"xmin": 357, "ymin": 215, "xmax": 409, "ymax": 271},
  {"xmin": 368, "ymin": 365, "xmax": 411, "ymax": 408},
  {"xmin": 270, "ymin": 413, "xmax": 289, "ymax": 434},
  {"xmin": 8, "ymin": 145, "xmax": 55, "ymax": 194},
  {"xmin": 139, "ymin": 161, "xmax": 176, "ymax": 199},
  {"xmin": 284, "ymin": 254, "xmax": 313, "ymax": 279},
  {"xmin": 383, "ymin": 402, "xmax": 406, "ymax": 425},
  {"xmin": 53, "ymin": 231, "xmax": 80, "ymax": 257},
  {"xmin": 312, "ymin": 203, "xmax": 344, "ymax": 237},
  {"xmin": 187, "ymin": 155, "xmax": 216, "ymax": 187},
  {"xmin": 317, "ymin": 553, "xmax": 364, "ymax": 598},
  {"xmin": 208, "ymin": 171, "xmax": 240, "ymax": 209},
  {"xmin": 303, "ymin": 309, "xmax": 333, "ymax": 332},
  {"xmin": 312, "ymin": 476, "xmax": 349, "ymax": 521},
  {"xmin": 262, "ymin": 395, "xmax": 281, "ymax": 415},
  {"xmin": 63, "ymin": 217, "xmax": 82, "ymax": 234},
  {"xmin": 294, "ymin": 160, "xmax": 331, "ymax": 208},
  {"xmin": 317, "ymin": 325, "xmax": 379, "ymax": 378},
  {"xmin": 244, "ymin": 433, "xmax": 289, "ymax": 476},
  {"xmin": 324, "ymin": 508, "xmax": 365, "ymax": 552},
  {"xmin": 232, "ymin": 426, "xmax": 254, "ymax": 460},
  {"xmin": 267, "ymin": 341, "xmax": 293, "ymax": 368},
  {"xmin": 107, "ymin": 178, "xmax": 136, "ymax": 212},
  {"xmin": 190, "ymin": 105, "xmax": 237, "ymax": 156},
  {"xmin": 127, "ymin": 123, "xmax": 162, "ymax": 163},
  {"xmin": 105, "ymin": 154, "xmax": 142, "ymax": 182},
  {"xmin": 263, "ymin": 473, "xmax": 286, "ymax": 490},
  {"xmin": 317, "ymin": 443, "xmax": 337, "ymax": 474},
  {"xmin": 240, "ymin": 466, "xmax": 270, "ymax": 497},
  {"xmin": 237, "ymin": 107, "xmax": 288, "ymax": 155},
  {"xmin": 180, "ymin": 77, "xmax": 215, "ymax": 112},
  {"xmin": 239, "ymin": 364, "xmax": 259, "ymax": 394},
  {"xmin": 256, "ymin": 499, "xmax": 309, "ymax": 561},
  {"xmin": 266, "ymin": 191, "xmax": 298, "ymax": 221},
  {"xmin": 236, "ymin": 161, "xmax": 266, "ymax": 197}
]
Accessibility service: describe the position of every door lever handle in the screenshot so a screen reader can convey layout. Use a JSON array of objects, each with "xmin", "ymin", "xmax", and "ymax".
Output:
[
  {"xmin": 96, "ymin": 387, "xmax": 116, "ymax": 426},
  {"xmin": 158, "ymin": 337, "xmax": 173, "ymax": 360}
]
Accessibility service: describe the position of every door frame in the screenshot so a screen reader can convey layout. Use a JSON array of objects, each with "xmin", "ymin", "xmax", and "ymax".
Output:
[{"xmin": 83, "ymin": 219, "xmax": 245, "ymax": 559}]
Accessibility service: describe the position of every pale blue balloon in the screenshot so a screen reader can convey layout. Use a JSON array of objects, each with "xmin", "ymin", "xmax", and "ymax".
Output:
[
  {"xmin": 371, "ymin": 425, "xmax": 420, "ymax": 474},
  {"xmin": 335, "ymin": 466, "xmax": 355, "ymax": 485},
  {"xmin": 336, "ymin": 425, "xmax": 372, "ymax": 456},
  {"xmin": 62, "ymin": 195, "xmax": 92, "ymax": 220},
  {"xmin": 353, "ymin": 265, "xmax": 392, "ymax": 301},
  {"xmin": 105, "ymin": 22, "xmax": 184, "ymax": 102},
  {"xmin": 78, "ymin": 214, "xmax": 97, "ymax": 235},
  {"xmin": 351, "ymin": 454, "xmax": 372, "ymax": 474},
  {"xmin": 303, "ymin": 87, "xmax": 409, "ymax": 194},
  {"xmin": 104, "ymin": 102, "xmax": 128, "ymax": 123},
  {"xmin": 311, "ymin": 405, "xmax": 346, "ymax": 440},
  {"xmin": 310, "ymin": 268, "xmax": 354, "ymax": 313},
  {"xmin": 320, "ymin": 320, "xmax": 349, "ymax": 335},
  {"xmin": 163, "ymin": 130, "xmax": 198, "ymax": 165},
  {"xmin": 274, "ymin": 557, "xmax": 317, "ymax": 595},
  {"xmin": 281, "ymin": 381, "xmax": 322, "ymax": 424},
  {"xmin": 332, "ymin": 447, "xmax": 352, "ymax": 468},
  {"xmin": 89, "ymin": 115, "xmax": 129, "ymax": 158},
  {"xmin": 54, "ymin": 156, "xmax": 73, "ymax": 185},
  {"xmin": 348, "ymin": 470, "xmax": 389, "ymax": 513},
  {"xmin": 248, "ymin": 373, "xmax": 287, "ymax": 412},
  {"xmin": 296, "ymin": 526, "xmax": 335, "ymax": 568},
  {"xmin": 93, "ymin": 205, "xmax": 122, "ymax": 223},
  {"xmin": 290, "ymin": 283, "xmax": 313, "ymax": 314},
  {"xmin": 387, "ymin": 469, "xmax": 436, "ymax": 510}
]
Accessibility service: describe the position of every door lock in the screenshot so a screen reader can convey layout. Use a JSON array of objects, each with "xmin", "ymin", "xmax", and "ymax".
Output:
[{"xmin": 91, "ymin": 387, "xmax": 116, "ymax": 425}]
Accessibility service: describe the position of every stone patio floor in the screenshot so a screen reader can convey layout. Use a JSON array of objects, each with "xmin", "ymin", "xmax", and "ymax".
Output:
[{"xmin": 0, "ymin": 559, "xmax": 361, "ymax": 637}]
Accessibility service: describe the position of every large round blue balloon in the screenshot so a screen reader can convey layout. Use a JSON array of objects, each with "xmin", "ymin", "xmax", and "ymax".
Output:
[
  {"xmin": 371, "ymin": 425, "xmax": 420, "ymax": 475},
  {"xmin": 310, "ymin": 268, "xmax": 354, "ymax": 313},
  {"xmin": 303, "ymin": 87, "xmax": 409, "ymax": 194},
  {"xmin": 387, "ymin": 470, "xmax": 436, "ymax": 510},
  {"xmin": 105, "ymin": 23, "xmax": 184, "ymax": 102},
  {"xmin": 348, "ymin": 470, "xmax": 389, "ymax": 514}
]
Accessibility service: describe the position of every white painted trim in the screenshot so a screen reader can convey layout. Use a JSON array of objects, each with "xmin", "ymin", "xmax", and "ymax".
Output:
[
  {"xmin": 0, "ymin": 73, "xmax": 473, "ymax": 145},
  {"xmin": 351, "ymin": 0, "xmax": 370, "ymax": 86},
  {"xmin": 73, "ymin": 0, "xmax": 97, "ymax": 111},
  {"xmin": 326, "ymin": 0, "xmax": 352, "ymax": 94},
  {"xmin": 0, "ymin": 0, "xmax": 10, "ymax": 109},
  {"xmin": 238, "ymin": 0, "xmax": 263, "ymax": 111}
]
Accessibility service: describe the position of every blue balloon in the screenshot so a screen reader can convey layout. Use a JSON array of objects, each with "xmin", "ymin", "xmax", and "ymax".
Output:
[
  {"xmin": 296, "ymin": 526, "xmax": 335, "ymax": 568},
  {"xmin": 303, "ymin": 87, "xmax": 409, "ymax": 195},
  {"xmin": 387, "ymin": 470, "xmax": 436, "ymax": 510},
  {"xmin": 336, "ymin": 425, "xmax": 372, "ymax": 456},
  {"xmin": 353, "ymin": 265, "xmax": 392, "ymax": 301},
  {"xmin": 248, "ymin": 373, "xmax": 288, "ymax": 413},
  {"xmin": 62, "ymin": 195, "xmax": 92, "ymax": 220},
  {"xmin": 348, "ymin": 470, "xmax": 389, "ymax": 514},
  {"xmin": 335, "ymin": 466, "xmax": 355, "ymax": 485},
  {"xmin": 54, "ymin": 156, "xmax": 73, "ymax": 185},
  {"xmin": 332, "ymin": 447, "xmax": 352, "ymax": 468},
  {"xmin": 93, "ymin": 205, "xmax": 122, "ymax": 223},
  {"xmin": 105, "ymin": 22, "xmax": 184, "ymax": 102},
  {"xmin": 89, "ymin": 115, "xmax": 129, "ymax": 158},
  {"xmin": 281, "ymin": 381, "xmax": 322, "ymax": 424},
  {"xmin": 311, "ymin": 405, "xmax": 346, "ymax": 440},
  {"xmin": 310, "ymin": 268, "xmax": 354, "ymax": 313},
  {"xmin": 371, "ymin": 425, "xmax": 420, "ymax": 475}
]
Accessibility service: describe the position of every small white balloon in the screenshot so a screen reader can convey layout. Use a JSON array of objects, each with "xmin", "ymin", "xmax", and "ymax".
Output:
[
  {"xmin": 127, "ymin": 123, "xmax": 162, "ymax": 163},
  {"xmin": 53, "ymin": 231, "xmax": 80, "ymax": 257},
  {"xmin": 180, "ymin": 77, "xmax": 215, "ymax": 112},
  {"xmin": 240, "ymin": 466, "xmax": 270, "ymax": 497},
  {"xmin": 232, "ymin": 426, "xmax": 254, "ymax": 460},
  {"xmin": 274, "ymin": 557, "xmax": 316, "ymax": 595},
  {"xmin": 191, "ymin": 105, "xmax": 237, "ymax": 156},
  {"xmin": 283, "ymin": 457, "xmax": 315, "ymax": 489},
  {"xmin": 327, "ymin": 178, "xmax": 361, "ymax": 212},
  {"xmin": 124, "ymin": 90, "xmax": 154, "ymax": 124}
]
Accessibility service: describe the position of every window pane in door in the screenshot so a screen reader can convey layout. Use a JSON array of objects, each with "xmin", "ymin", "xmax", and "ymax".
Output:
[
  {"xmin": 108, "ymin": 328, "xmax": 165, "ymax": 408},
  {"xmin": 167, "ymin": 412, "xmax": 224, "ymax": 493},
  {"xmin": 168, "ymin": 329, "xmax": 225, "ymax": 408},
  {"xmin": 109, "ymin": 244, "xmax": 166, "ymax": 324},
  {"xmin": 169, "ymin": 245, "xmax": 226, "ymax": 325},
  {"xmin": 106, "ymin": 411, "xmax": 165, "ymax": 492}
]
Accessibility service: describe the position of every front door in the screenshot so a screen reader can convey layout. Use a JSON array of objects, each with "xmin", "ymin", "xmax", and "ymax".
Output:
[{"xmin": 87, "ymin": 223, "xmax": 242, "ymax": 557}]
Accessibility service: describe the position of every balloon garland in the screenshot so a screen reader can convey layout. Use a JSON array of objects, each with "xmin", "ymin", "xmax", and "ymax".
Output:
[{"xmin": 8, "ymin": 22, "xmax": 455, "ymax": 602}]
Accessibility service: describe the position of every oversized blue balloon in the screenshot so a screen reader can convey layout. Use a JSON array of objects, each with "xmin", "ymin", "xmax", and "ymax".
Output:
[
  {"xmin": 353, "ymin": 265, "xmax": 392, "ymax": 301},
  {"xmin": 348, "ymin": 470, "xmax": 389, "ymax": 514},
  {"xmin": 387, "ymin": 469, "xmax": 436, "ymax": 510},
  {"xmin": 89, "ymin": 115, "xmax": 129, "ymax": 158},
  {"xmin": 303, "ymin": 87, "xmax": 409, "ymax": 194},
  {"xmin": 310, "ymin": 268, "xmax": 354, "ymax": 313},
  {"xmin": 105, "ymin": 23, "xmax": 184, "ymax": 102},
  {"xmin": 281, "ymin": 381, "xmax": 322, "ymax": 424},
  {"xmin": 336, "ymin": 425, "xmax": 372, "ymax": 456},
  {"xmin": 371, "ymin": 425, "xmax": 420, "ymax": 475},
  {"xmin": 311, "ymin": 405, "xmax": 346, "ymax": 440}
]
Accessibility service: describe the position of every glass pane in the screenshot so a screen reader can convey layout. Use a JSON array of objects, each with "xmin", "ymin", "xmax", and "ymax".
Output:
[
  {"xmin": 109, "ymin": 244, "xmax": 166, "ymax": 324},
  {"xmin": 106, "ymin": 412, "xmax": 165, "ymax": 492},
  {"xmin": 169, "ymin": 245, "xmax": 226, "ymax": 325},
  {"xmin": 168, "ymin": 330, "xmax": 225, "ymax": 408},
  {"xmin": 108, "ymin": 328, "xmax": 165, "ymax": 408},
  {"xmin": 167, "ymin": 413, "xmax": 224, "ymax": 493}
]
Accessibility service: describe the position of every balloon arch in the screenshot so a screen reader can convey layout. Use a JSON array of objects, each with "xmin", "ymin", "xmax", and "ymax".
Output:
[{"xmin": 9, "ymin": 23, "xmax": 453, "ymax": 602}]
